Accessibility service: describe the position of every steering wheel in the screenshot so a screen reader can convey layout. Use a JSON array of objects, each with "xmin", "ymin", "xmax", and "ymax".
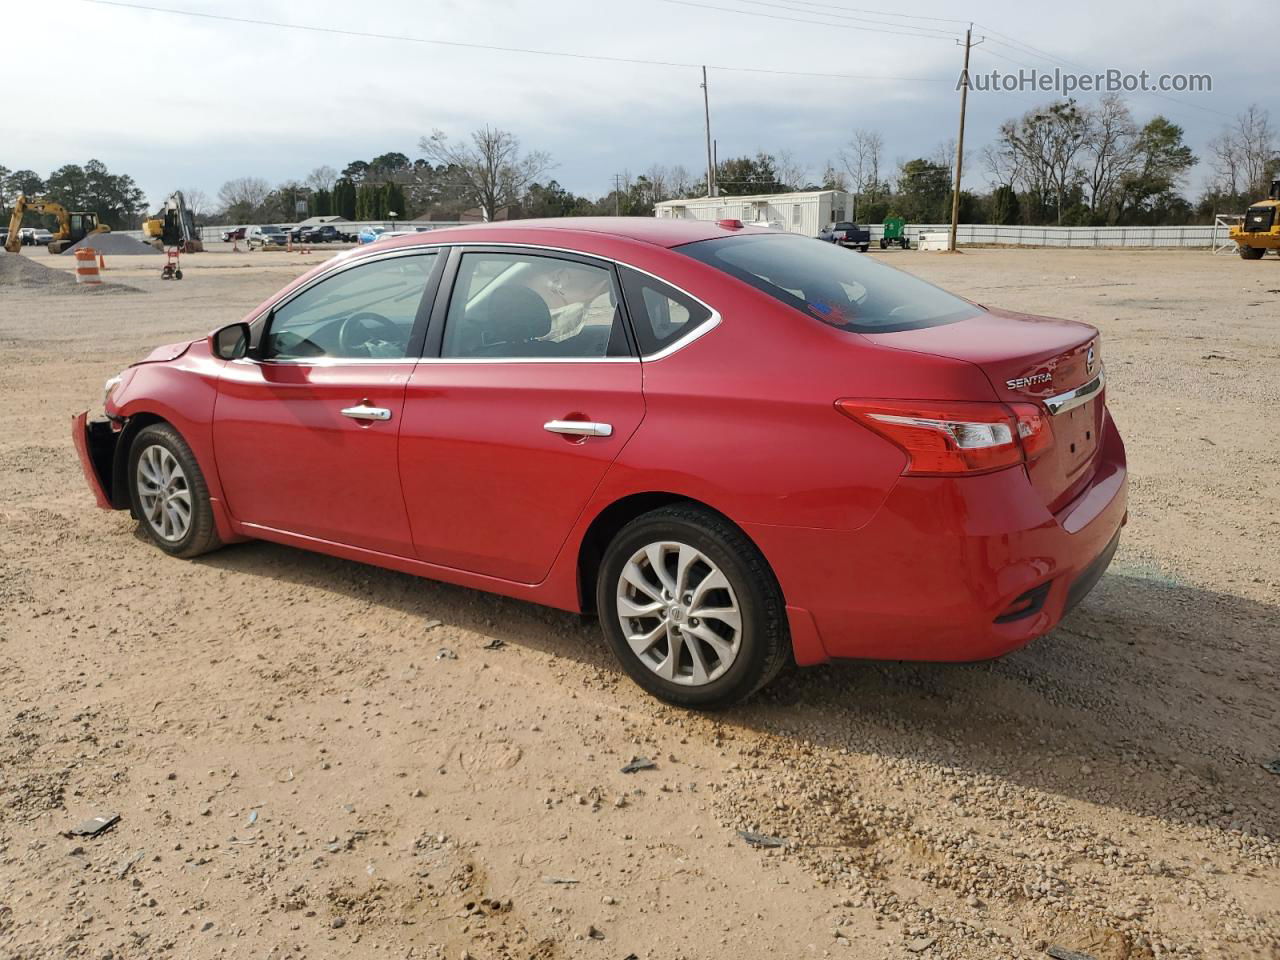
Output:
[{"xmin": 338, "ymin": 311, "xmax": 401, "ymax": 354}]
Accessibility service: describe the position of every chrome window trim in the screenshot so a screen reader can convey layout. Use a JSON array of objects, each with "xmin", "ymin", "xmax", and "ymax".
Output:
[
  {"xmin": 242, "ymin": 240, "xmax": 722, "ymax": 365},
  {"xmin": 1043, "ymin": 369, "xmax": 1105, "ymax": 416},
  {"xmin": 246, "ymin": 245, "xmax": 446, "ymax": 328}
]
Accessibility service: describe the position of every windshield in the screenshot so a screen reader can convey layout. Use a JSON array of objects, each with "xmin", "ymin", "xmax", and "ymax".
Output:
[
  {"xmin": 677, "ymin": 233, "xmax": 979, "ymax": 333},
  {"xmin": 263, "ymin": 226, "xmax": 284, "ymax": 234}
]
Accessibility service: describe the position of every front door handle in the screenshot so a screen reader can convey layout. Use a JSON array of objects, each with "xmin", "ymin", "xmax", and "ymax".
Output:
[
  {"xmin": 341, "ymin": 404, "xmax": 392, "ymax": 421},
  {"xmin": 544, "ymin": 419, "xmax": 613, "ymax": 438}
]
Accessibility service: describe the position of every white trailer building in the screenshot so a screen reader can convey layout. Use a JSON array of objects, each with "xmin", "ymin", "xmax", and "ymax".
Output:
[{"xmin": 653, "ymin": 190, "xmax": 853, "ymax": 236}]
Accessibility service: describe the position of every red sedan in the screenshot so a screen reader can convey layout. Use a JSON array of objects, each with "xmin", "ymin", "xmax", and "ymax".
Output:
[{"xmin": 73, "ymin": 218, "xmax": 1126, "ymax": 707}]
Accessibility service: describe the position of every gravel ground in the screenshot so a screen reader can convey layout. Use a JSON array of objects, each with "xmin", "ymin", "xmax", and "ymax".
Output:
[{"xmin": 0, "ymin": 245, "xmax": 1276, "ymax": 960}]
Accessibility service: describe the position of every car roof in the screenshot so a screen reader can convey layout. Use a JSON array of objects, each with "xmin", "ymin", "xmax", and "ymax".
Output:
[{"xmin": 374, "ymin": 216, "xmax": 767, "ymax": 251}]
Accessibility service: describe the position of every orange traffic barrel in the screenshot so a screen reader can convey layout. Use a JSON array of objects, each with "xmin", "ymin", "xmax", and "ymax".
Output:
[{"xmin": 74, "ymin": 248, "xmax": 102, "ymax": 285}]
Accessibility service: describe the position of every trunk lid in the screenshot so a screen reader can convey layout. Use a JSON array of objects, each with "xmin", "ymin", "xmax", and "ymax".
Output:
[{"xmin": 864, "ymin": 307, "xmax": 1104, "ymax": 512}]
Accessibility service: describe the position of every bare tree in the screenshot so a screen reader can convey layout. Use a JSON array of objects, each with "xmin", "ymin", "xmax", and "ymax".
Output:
[
  {"xmin": 1207, "ymin": 130, "xmax": 1242, "ymax": 197},
  {"xmin": 1081, "ymin": 94, "xmax": 1139, "ymax": 219},
  {"xmin": 643, "ymin": 164, "xmax": 671, "ymax": 202},
  {"xmin": 1235, "ymin": 105, "xmax": 1277, "ymax": 197},
  {"xmin": 774, "ymin": 150, "xmax": 808, "ymax": 191},
  {"xmin": 840, "ymin": 129, "xmax": 884, "ymax": 214},
  {"xmin": 180, "ymin": 187, "xmax": 210, "ymax": 220},
  {"xmin": 996, "ymin": 100, "xmax": 1089, "ymax": 223},
  {"xmin": 217, "ymin": 176, "xmax": 271, "ymax": 220},
  {"xmin": 820, "ymin": 162, "xmax": 849, "ymax": 191},
  {"xmin": 306, "ymin": 165, "xmax": 338, "ymax": 192},
  {"xmin": 418, "ymin": 127, "xmax": 551, "ymax": 221},
  {"xmin": 668, "ymin": 164, "xmax": 694, "ymax": 198}
]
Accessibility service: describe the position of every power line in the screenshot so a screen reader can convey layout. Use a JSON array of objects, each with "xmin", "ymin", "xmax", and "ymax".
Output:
[
  {"xmin": 654, "ymin": 0, "xmax": 961, "ymax": 40},
  {"xmin": 72, "ymin": 0, "xmax": 949, "ymax": 82},
  {"xmin": 711, "ymin": 0, "xmax": 960, "ymax": 38},
  {"xmin": 971, "ymin": 20, "xmax": 1233, "ymax": 119},
  {"xmin": 743, "ymin": 0, "xmax": 970, "ymax": 26}
]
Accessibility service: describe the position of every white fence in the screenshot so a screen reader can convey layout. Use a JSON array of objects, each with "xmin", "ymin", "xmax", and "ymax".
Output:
[
  {"xmin": 863, "ymin": 222, "xmax": 1221, "ymax": 249},
  {"xmin": 111, "ymin": 219, "xmax": 1229, "ymax": 250}
]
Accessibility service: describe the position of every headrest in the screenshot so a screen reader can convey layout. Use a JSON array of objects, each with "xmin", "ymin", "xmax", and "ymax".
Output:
[{"xmin": 483, "ymin": 285, "xmax": 552, "ymax": 343}]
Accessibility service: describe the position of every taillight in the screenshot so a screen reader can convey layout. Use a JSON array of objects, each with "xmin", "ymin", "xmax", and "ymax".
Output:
[{"xmin": 835, "ymin": 399, "xmax": 1054, "ymax": 475}]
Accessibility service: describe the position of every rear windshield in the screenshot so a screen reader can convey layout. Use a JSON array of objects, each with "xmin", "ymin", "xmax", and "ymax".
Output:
[{"xmin": 677, "ymin": 233, "xmax": 979, "ymax": 333}]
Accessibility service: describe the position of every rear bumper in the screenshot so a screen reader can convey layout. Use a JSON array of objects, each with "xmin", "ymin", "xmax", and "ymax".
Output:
[
  {"xmin": 747, "ymin": 408, "xmax": 1128, "ymax": 665},
  {"xmin": 72, "ymin": 411, "xmax": 119, "ymax": 510}
]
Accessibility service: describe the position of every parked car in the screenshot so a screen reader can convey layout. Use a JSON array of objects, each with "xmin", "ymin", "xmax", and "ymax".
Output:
[
  {"xmin": 30, "ymin": 228, "xmax": 54, "ymax": 246},
  {"xmin": 221, "ymin": 226, "xmax": 247, "ymax": 242},
  {"xmin": 301, "ymin": 224, "xmax": 345, "ymax": 244},
  {"xmin": 818, "ymin": 221, "xmax": 871, "ymax": 252},
  {"xmin": 246, "ymin": 225, "xmax": 289, "ymax": 249},
  {"xmin": 73, "ymin": 218, "xmax": 1125, "ymax": 708},
  {"xmin": 289, "ymin": 225, "xmax": 308, "ymax": 242},
  {"xmin": 357, "ymin": 225, "xmax": 387, "ymax": 244}
]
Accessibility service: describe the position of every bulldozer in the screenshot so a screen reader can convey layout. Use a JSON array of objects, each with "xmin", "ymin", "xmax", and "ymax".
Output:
[
  {"xmin": 1230, "ymin": 179, "xmax": 1280, "ymax": 260},
  {"xmin": 4, "ymin": 195, "xmax": 110, "ymax": 254},
  {"xmin": 142, "ymin": 191, "xmax": 203, "ymax": 253}
]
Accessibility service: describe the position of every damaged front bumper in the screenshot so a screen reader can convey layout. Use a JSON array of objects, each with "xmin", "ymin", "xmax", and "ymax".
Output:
[{"xmin": 72, "ymin": 411, "xmax": 121, "ymax": 510}]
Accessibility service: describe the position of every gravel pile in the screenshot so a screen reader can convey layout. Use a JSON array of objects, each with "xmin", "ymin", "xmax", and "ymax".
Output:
[
  {"xmin": 63, "ymin": 232, "xmax": 160, "ymax": 256},
  {"xmin": 0, "ymin": 253, "xmax": 81, "ymax": 289},
  {"xmin": 0, "ymin": 252, "xmax": 139, "ymax": 292}
]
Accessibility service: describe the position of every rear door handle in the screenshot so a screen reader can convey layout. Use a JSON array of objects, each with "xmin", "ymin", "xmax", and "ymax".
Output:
[
  {"xmin": 544, "ymin": 419, "xmax": 613, "ymax": 438},
  {"xmin": 341, "ymin": 404, "xmax": 392, "ymax": 421}
]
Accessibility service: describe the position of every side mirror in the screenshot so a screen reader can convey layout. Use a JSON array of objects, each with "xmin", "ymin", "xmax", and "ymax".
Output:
[{"xmin": 210, "ymin": 322, "xmax": 250, "ymax": 361}]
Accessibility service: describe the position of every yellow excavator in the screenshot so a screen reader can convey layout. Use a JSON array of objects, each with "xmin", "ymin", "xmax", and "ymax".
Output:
[
  {"xmin": 1231, "ymin": 179, "xmax": 1280, "ymax": 260},
  {"xmin": 142, "ymin": 191, "xmax": 203, "ymax": 253},
  {"xmin": 4, "ymin": 194, "xmax": 110, "ymax": 254}
]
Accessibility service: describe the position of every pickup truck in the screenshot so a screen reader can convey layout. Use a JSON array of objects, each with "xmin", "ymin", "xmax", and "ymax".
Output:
[
  {"xmin": 818, "ymin": 221, "xmax": 870, "ymax": 252},
  {"xmin": 301, "ymin": 224, "xmax": 346, "ymax": 243},
  {"xmin": 220, "ymin": 226, "xmax": 247, "ymax": 242}
]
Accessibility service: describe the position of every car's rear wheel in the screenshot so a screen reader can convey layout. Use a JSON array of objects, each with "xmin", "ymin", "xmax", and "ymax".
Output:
[
  {"xmin": 596, "ymin": 505, "xmax": 789, "ymax": 708},
  {"xmin": 128, "ymin": 423, "xmax": 221, "ymax": 558}
]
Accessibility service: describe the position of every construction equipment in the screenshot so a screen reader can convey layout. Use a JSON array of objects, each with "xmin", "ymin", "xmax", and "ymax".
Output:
[
  {"xmin": 4, "ymin": 195, "xmax": 110, "ymax": 254},
  {"xmin": 1230, "ymin": 179, "xmax": 1280, "ymax": 260},
  {"xmin": 160, "ymin": 247, "xmax": 183, "ymax": 280},
  {"xmin": 142, "ymin": 191, "xmax": 203, "ymax": 253},
  {"xmin": 880, "ymin": 216, "xmax": 911, "ymax": 249}
]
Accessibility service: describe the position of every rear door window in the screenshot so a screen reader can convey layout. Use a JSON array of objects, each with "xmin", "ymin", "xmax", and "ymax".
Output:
[
  {"xmin": 677, "ymin": 233, "xmax": 978, "ymax": 333},
  {"xmin": 441, "ymin": 251, "xmax": 630, "ymax": 359}
]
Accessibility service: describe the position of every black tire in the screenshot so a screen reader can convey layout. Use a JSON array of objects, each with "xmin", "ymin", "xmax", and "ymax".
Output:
[
  {"xmin": 174, "ymin": 269, "xmax": 183, "ymax": 280},
  {"xmin": 127, "ymin": 423, "xmax": 222, "ymax": 558},
  {"xmin": 596, "ymin": 505, "xmax": 790, "ymax": 709},
  {"xmin": 859, "ymin": 244, "xmax": 869, "ymax": 253},
  {"xmin": 880, "ymin": 238, "xmax": 887, "ymax": 249},
  {"xmin": 1238, "ymin": 245, "xmax": 1265, "ymax": 260}
]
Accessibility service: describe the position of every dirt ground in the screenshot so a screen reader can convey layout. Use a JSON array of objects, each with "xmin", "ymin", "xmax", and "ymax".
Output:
[{"xmin": 0, "ymin": 244, "xmax": 1277, "ymax": 960}]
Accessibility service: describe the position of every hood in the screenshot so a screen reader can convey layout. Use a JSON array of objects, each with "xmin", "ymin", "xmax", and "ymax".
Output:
[{"xmin": 132, "ymin": 339, "xmax": 195, "ymax": 365}]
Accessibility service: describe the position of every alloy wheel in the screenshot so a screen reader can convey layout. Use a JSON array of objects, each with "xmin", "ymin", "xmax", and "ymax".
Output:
[
  {"xmin": 615, "ymin": 541, "xmax": 742, "ymax": 686},
  {"xmin": 136, "ymin": 444, "xmax": 192, "ymax": 543}
]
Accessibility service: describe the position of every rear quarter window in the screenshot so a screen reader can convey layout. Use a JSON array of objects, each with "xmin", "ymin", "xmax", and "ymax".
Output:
[
  {"xmin": 677, "ymin": 233, "xmax": 978, "ymax": 334},
  {"xmin": 618, "ymin": 267, "xmax": 713, "ymax": 356}
]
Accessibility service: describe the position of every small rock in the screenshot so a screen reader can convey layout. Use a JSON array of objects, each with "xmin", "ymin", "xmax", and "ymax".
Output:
[
  {"xmin": 332, "ymin": 917, "xmax": 346, "ymax": 929},
  {"xmin": 906, "ymin": 937, "xmax": 935, "ymax": 953}
]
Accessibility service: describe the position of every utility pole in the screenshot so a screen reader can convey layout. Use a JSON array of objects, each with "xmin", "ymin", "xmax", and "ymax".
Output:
[
  {"xmin": 613, "ymin": 174, "xmax": 623, "ymax": 216},
  {"xmin": 949, "ymin": 24, "xmax": 982, "ymax": 252},
  {"xmin": 701, "ymin": 66, "xmax": 716, "ymax": 197}
]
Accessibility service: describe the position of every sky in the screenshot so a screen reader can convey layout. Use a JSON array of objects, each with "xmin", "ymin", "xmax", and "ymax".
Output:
[{"xmin": 6, "ymin": 0, "xmax": 1275, "ymax": 210}]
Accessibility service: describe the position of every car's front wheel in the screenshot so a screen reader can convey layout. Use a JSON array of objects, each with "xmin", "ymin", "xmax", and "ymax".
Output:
[
  {"xmin": 596, "ymin": 505, "xmax": 790, "ymax": 708},
  {"xmin": 127, "ymin": 423, "xmax": 222, "ymax": 558}
]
